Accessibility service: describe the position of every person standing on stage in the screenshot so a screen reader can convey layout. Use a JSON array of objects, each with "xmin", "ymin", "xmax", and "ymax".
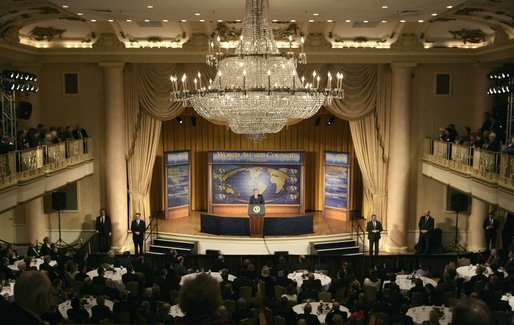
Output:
[
  {"xmin": 249, "ymin": 189, "xmax": 265, "ymax": 205},
  {"xmin": 483, "ymin": 211, "xmax": 499, "ymax": 250},
  {"xmin": 366, "ymin": 214, "xmax": 383, "ymax": 256},
  {"xmin": 131, "ymin": 212, "xmax": 146, "ymax": 255},
  {"xmin": 95, "ymin": 209, "xmax": 112, "ymax": 253},
  {"xmin": 416, "ymin": 210, "xmax": 434, "ymax": 254}
]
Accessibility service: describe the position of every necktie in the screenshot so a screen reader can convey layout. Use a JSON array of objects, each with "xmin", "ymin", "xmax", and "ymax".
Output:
[
  {"xmin": 102, "ymin": 217, "xmax": 104, "ymax": 224},
  {"xmin": 373, "ymin": 221, "xmax": 376, "ymax": 229}
]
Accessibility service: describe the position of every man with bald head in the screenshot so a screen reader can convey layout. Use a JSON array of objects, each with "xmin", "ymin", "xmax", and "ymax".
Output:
[
  {"xmin": 5, "ymin": 271, "xmax": 54, "ymax": 324},
  {"xmin": 416, "ymin": 210, "xmax": 434, "ymax": 255}
]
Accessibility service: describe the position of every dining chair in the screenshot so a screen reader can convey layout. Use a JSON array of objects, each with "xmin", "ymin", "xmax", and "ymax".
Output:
[
  {"xmin": 274, "ymin": 285, "xmax": 286, "ymax": 302},
  {"xmin": 410, "ymin": 291, "xmax": 425, "ymax": 307},
  {"xmin": 318, "ymin": 290, "xmax": 332, "ymax": 302},
  {"xmin": 363, "ymin": 285, "xmax": 378, "ymax": 303}
]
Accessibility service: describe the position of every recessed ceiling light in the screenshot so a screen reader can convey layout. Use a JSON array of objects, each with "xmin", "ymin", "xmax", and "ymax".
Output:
[
  {"xmin": 162, "ymin": 19, "xmax": 168, "ymax": 22},
  {"xmin": 235, "ymin": 19, "xmax": 241, "ymax": 22},
  {"xmin": 90, "ymin": 19, "xmax": 96, "ymax": 22},
  {"xmin": 77, "ymin": 12, "xmax": 83, "ymax": 16},
  {"xmin": 431, "ymin": 13, "xmax": 438, "ymax": 16},
  {"xmin": 199, "ymin": 19, "xmax": 205, "ymax": 22},
  {"xmin": 126, "ymin": 19, "xmax": 132, "ymax": 22},
  {"xmin": 418, "ymin": 19, "xmax": 424, "ymax": 23},
  {"xmin": 217, "ymin": 19, "xmax": 223, "ymax": 22},
  {"xmin": 363, "ymin": 20, "xmax": 369, "ymax": 23},
  {"xmin": 382, "ymin": 20, "xmax": 388, "ymax": 23},
  {"xmin": 62, "ymin": 5, "xmax": 69, "ymax": 8},
  {"xmin": 313, "ymin": 13, "xmax": 319, "ymax": 16},
  {"xmin": 272, "ymin": 19, "xmax": 278, "ymax": 22},
  {"xmin": 382, "ymin": 5, "xmax": 388, "ymax": 9},
  {"xmin": 108, "ymin": 19, "xmax": 114, "ymax": 22},
  {"xmin": 290, "ymin": 19, "xmax": 296, "ymax": 22},
  {"xmin": 400, "ymin": 19, "xmax": 406, "ymax": 23},
  {"xmin": 147, "ymin": 5, "xmax": 154, "ymax": 9},
  {"xmin": 194, "ymin": 13, "xmax": 201, "ymax": 16},
  {"xmin": 144, "ymin": 19, "xmax": 150, "ymax": 22},
  {"xmin": 308, "ymin": 19, "xmax": 314, "ymax": 22},
  {"xmin": 345, "ymin": 19, "xmax": 351, "ymax": 23},
  {"xmin": 180, "ymin": 19, "xmax": 187, "ymax": 22},
  {"xmin": 446, "ymin": 5, "xmax": 453, "ymax": 9},
  {"xmin": 327, "ymin": 19, "xmax": 333, "ymax": 23}
]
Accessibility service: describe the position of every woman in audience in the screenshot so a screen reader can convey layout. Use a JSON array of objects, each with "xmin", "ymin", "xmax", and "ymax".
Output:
[
  {"xmin": 363, "ymin": 268, "xmax": 381, "ymax": 290},
  {"xmin": 282, "ymin": 282, "xmax": 298, "ymax": 303}
]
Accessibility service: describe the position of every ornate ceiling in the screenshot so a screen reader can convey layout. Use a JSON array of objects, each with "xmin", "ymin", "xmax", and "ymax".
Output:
[{"xmin": 0, "ymin": 0, "xmax": 513, "ymax": 57}]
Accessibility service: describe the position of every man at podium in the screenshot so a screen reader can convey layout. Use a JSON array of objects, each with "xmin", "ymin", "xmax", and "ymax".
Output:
[{"xmin": 249, "ymin": 189, "xmax": 265, "ymax": 205}]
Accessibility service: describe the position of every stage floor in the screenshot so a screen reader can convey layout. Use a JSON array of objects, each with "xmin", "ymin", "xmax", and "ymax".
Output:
[{"xmin": 158, "ymin": 211, "xmax": 352, "ymax": 237}]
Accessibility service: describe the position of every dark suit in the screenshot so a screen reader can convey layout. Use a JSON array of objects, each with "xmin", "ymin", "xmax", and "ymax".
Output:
[
  {"xmin": 91, "ymin": 304, "xmax": 112, "ymax": 323},
  {"xmin": 416, "ymin": 215, "xmax": 434, "ymax": 254},
  {"xmin": 96, "ymin": 215, "xmax": 112, "ymax": 252},
  {"xmin": 483, "ymin": 217, "xmax": 499, "ymax": 249},
  {"xmin": 26, "ymin": 247, "xmax": 40, "ymax": 258},
  {"xmin": 366, "ymin": 219, "xmax": 383, "ymax": 255},
  {"xmin": 40, "ymin": 243, "xmax": 52, "ymax": 257},
  {"xmin": 131, "ymin": 219, "xmax": 146, "ymax": 255},
  {"xmin": 249, "ymin": 194, "xmax": 265, "ymax": 204}
]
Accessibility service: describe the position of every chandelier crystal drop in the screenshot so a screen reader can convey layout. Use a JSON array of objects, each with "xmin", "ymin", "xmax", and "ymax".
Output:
[{"xmin": 170, "ymin": 0, "xmax": 343, "ymax": 141}]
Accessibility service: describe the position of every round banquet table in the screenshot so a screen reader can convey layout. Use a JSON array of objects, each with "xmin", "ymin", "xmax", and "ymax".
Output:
[
  {"xmin": 58, "ymin": 296, "xmax": 114, "ymax": 319},
  {"xmin": 501, "ymin": 293, "xmax": 514, "ymax": 310},
  {"xmin": 293, "ymin": 302, "xmax": 349, "ymax": 324},
  {"xmin": 383, "ymin": 275, "xmax": 438, "ymax": 295},
  {"xmin": 8, "ymin": 258, "xmax": 57, "ymax": 271},
  {"xmin": 180, "ymin": 271, "xmax": 236, "ymax": 286},
  {"xmin": 406, "ymin": 306, "xmax": 452, "ymax": 325},
  {"xmin": 456, "ymin": 265, "xmax": 493, "ymax": 281},
  {"xmin": 170, "ymin": 304, "xmax": 185, "ymax": 318},
  {"xmin": 288, "ymin": 272, "xmax": 332, "ymax": 291},
  {"xmin": 86, "ymin": 267, "xmax": 127, "ymax": 286}
]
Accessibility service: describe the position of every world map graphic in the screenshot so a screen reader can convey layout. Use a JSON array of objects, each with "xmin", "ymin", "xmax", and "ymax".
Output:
[{"xmin": 212, "ymin": 165, "xmax": 301, "ymax": 204}]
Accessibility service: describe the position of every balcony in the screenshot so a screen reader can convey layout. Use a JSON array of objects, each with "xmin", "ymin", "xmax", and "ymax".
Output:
[
  {"xmin": 0, "ymin": 138, "xmax": 94, "ymax": 212},
  {"xmin": 422, "ymin": 138, "xmax": 514, "ymax": 211}
]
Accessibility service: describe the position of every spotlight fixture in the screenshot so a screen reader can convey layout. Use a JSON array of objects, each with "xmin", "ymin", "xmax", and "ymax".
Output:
[
  {"xmin": 327, "ymin": 115, "xmax": 335, "ymax": 125},
  {"xmin": 176, "ymin": 116, "xmax": 183, "ymax": 124},
  {"xmin": 0, "ymin": 70, "xmax": 39, "ymax": 93},
  {"xmin": 487, "ymin": 72, "xmax": 511, "ymax": 80},
  {"xmin": 191, "ymin": 116, "xmax": 196, "ymax": 126},
  {"xmin": 487, "ymin": 85, "xmax": 512, "ymax": 95}
]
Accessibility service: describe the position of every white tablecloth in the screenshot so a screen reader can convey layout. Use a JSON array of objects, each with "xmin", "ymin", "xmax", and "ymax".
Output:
[
  {"xmin": 383, "ymin": 275, "xmax": 438, "ymax": 295},
  {"xmin": 8, "ymin": 258, "xmax": 57, "ymax": 271},
  {"xmin": 86, "ymin": 267, "xmax": 127, "ymax": 285},
  {"xmin": 501, "ymin": 294, "xmax": 514, "ymax": 310},
  {"xmin": 0, "ymin": 281, "xmax": 15, "ymax": 299},
  {"xmin": 58, "ymin": 297, "xmax": 114, "ymax": 319},
  {"xmin": 293, "ymin": 302, "xmax": 349, "ymax": 324},
  {"xmin": 170, "ymin": 304, "xmax": 185, "ymax": 318},
  {"xmin": 288, "ymin": 272, "xmax": 332, "ymax": 291},
  {"xmin": 406, "ymin": 306, "xmax": 452, "ymax": 325},
  {"xmin": 456, "ymin": 265, "xmax": 493, "ymax": 281},
  {"xmin": 180, "ymin": 272, "xmax": 236, "ymax": 286}
]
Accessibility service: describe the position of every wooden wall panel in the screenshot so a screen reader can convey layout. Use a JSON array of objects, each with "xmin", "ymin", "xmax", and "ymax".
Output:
[{"xmin": 152, "ymin": 108, "xmax": 363, "ymax": 213}]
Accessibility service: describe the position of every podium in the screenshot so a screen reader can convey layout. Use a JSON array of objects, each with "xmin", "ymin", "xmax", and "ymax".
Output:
[{"xmin": 248, "ymin": 204, "xmax": 265, "ymax": 237}]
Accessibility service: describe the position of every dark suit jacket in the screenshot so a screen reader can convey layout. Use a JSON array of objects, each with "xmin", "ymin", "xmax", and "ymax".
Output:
[
  {"xmin": 249, "ymin": 194, "xmax": 265, "ymax": 204},
  {"xmin": 131, "ymin": 219, "xmax": 146, "ymax": 239},
  {"xmin": 91, "ymin": 304, "xmax": 112, "ymax": 323},
  {"xmin": 418, "ymin": 216, "xmax": 434, "ymax": 233},
  {"xmin": 366, "ymin": 220, "xmax": 383, "ymax": 240},
  {"xmin": 483, "ymin": 217, "xmax": 499, "ymax": 233},
  {"xmin": 40, "ymin": 243, "xmax": 52, "ymax": 257},
  {"xmin": 96, "ymin": 215, "xmax": 112, "ymax": 235},
  {"xmin": 122, "ymin": 272, "xmax": 141, "ymax": 285},
  {"xmin": 26, "ymin": 247, "xmax": 40, "ymax": 258}
]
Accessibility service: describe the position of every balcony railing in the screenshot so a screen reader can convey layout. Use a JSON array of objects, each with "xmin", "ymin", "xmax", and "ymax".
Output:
[
  {"xmin": 423, "ymin": 138, "xmax": 514, "ymax": 189},
  {"xmin": 0, "ymin": 138, "xmax": 93, "ymax": 189}
]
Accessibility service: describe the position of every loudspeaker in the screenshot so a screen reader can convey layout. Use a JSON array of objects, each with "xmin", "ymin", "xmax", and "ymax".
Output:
[
  {"xmin": 205, "ymin": 249, "xmax": 220, "ymax": 256},
  {"xmin": 51, "ymin": 192, "xmax": 67, "ymax": 211},
  {"xmin": 350, "ymin": 210, "xmax": 362, "ymax": 220},
  {"xmin": 450, "ymin": 193, "xmax": 468, "ymax": 212},
  {"xmin": 16, "ymin": 101, "xmax": 32, "ymax": 120}
]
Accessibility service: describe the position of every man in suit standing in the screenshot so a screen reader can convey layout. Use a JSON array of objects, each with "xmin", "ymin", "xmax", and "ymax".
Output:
[
  {"xmin": 131, "ymin": 212, "xmax": 146, "ymax": 255},
  {"xmin": 483, "ymin": 212, "xmax": 499, "ymax": 250},
  {"xmin": 96, "ymin": 209, "xmax": 112, "ymax": 253},
  {"xmin": 416, "ymin": 210, "xmax": 435, "ymax": 255},
  {"xmin": 249, "ymin": 188, "xmax": 265, "ymax": 204},
  {"xmin": 366, "ymin": 214, "xmax": 383, "ymax": 256}
]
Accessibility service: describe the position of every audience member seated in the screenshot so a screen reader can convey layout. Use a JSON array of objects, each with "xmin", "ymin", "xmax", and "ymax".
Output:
[
  {"xmin": 91, "ymin": 295, "xmax": 112, "ymax": 323},
  {"xmin": 296, "ymin": 303, "xmax": 321, "ymax": 325},
  {"xmin": 40, "ymin": 236, "xmax": 52, "ymax": 257},
  {"xmin": 26, "ymin": 242, "xmax": 40, "ymax": 258},
  {"xmin": 363, "ymin": 268, "xmax": 381, "ymax": 291},
  {"xmin": 503, "ymin": 136, "xmax": 514, "ymax": 155},
  {"xmin": 325, "ymin": 301, "xmax": 348, "ymax": 324},
  {"xmin": 232, "ymin": 297, "xmax": 254, "ymax": 323},
  {"xmin": 298, "ymin": 282, "xmax": 319, "ymax": 303},
  {"xmin": 67, "ymin": 296, "xmax": 89, "ymax": 323},
  {"xmin": 282, "ymin": 282, "xmax": 298, "ymax": 303},
  {"xmin": 452, "ymin": 297, "xmax": 493, "ymax": 325},
  {"xmin": 293, "ymin": 255, "xmax": 310, "ymax": 271},
  {"xmin": 302, "ymin": 272, "xmax": 322, "ymax": 292},
  {"xmin": 414, "ymin": 262, "xmax": 429, "ymax": 277},
  {"xmin": 91, "ymin": 266, "xmax": 107, "ymax": 287},
  {"xmin": 276, "ymin": 269, "xmax": 292, "ymax": 288},
  {"xmin": 176, "ymin": 272, "xmax": 231, "ymax": 324}
]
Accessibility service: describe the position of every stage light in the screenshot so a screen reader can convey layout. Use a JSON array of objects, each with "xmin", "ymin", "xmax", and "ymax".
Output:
[
  {"xmin": 176, "ymin": 116, "xmax": 183, "ymax": 124},
  {"xmin": 327, "ymin": 115, "xmax": 335, "ymax": 125},
  {"xmin": 0, "ymin": 69, "xmax": 39, "ymax": 93}
]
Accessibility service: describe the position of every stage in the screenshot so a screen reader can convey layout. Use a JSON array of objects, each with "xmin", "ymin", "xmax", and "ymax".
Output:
[{"xmin": 153, "ymin": 211, "xmax": 355, "ymax": 255}]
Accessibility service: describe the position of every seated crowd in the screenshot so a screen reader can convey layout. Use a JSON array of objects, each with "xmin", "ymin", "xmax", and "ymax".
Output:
[
  {"xmin": 438, "ymin": 111, "xmax": 514, "ymax": 155},
  {"xmin": 0, "ymin": 239, "xmax": 513, "ymax": 324}
]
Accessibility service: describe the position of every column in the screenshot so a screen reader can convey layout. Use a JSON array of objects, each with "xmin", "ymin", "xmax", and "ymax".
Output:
[
  {"xmin": 384, "ymin": 63, "xmax": 416, "ymax": 253},
  {"xmin": 467, "ymin": 197, "xmax": 488, "ymax": 252},
  {"xmin": 25, "ymin": 196, "xmax": 48, "ymax": 244},
  {"xmin": 99, "ymin": 62, "xmax": 127, "ymax": 252}
]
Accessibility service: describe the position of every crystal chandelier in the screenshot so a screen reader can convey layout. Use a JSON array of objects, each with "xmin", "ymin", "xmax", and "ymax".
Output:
[{"xmin": 170, "ymin": 0, "xmax": 343, "ymax": 141}]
